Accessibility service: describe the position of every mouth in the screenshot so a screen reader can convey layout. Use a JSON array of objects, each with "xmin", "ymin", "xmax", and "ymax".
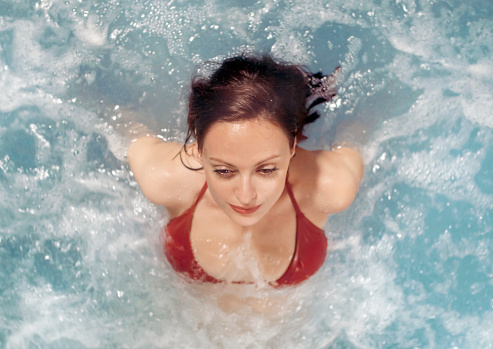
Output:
[{"xmin": 229, "ymin": 204, "xmax": 262, "ymax": 215}]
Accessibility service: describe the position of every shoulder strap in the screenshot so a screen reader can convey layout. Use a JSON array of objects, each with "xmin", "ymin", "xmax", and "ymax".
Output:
[
  {"xmin": 191, "ymin": 182, "xmax": 208, "ymax": 209},
  {"xmin": 285, "ymin": 177, "xmax": 302, "ymax": 214}
]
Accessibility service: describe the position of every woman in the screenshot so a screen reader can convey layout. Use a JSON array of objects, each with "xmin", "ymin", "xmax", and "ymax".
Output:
[{"xmin": 126, "ymin": 55, "xmax": 363, "ymax": 287}]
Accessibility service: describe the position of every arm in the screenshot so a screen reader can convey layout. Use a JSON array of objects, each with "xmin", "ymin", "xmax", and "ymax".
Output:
[
  {"xmin": 101, "ymin": 107, "xmax": 204, "ymax": 212},
  {"xmin": 127, "ymin": 137, "xmax": 204, "ymax": 215},
  {"xmin": 106, "ymin": 108, "xmax": 158, "ymax": 146},
  {"xmin": 127, "ymin": 137, "xmax": 180, "ymax": 206},
  {"xmin": 319, "ymin": 146, "xmax": 364, "ymax": 213},
  {"xmin": 290, "ymin": 145, "xmax": 363, "ymax": 226},
  {"xmin": 331, "ymin": 119, "xmax": 369, "ymax": 153},
  {"xmin": 317, "ymin": 116, "xmax": 367, "ymax": 212}
]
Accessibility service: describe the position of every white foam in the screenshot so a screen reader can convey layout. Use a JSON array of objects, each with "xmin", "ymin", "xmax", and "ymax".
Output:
[
  {"xmin": 6, "ymin": 283, "xmax": 101, "ymax": 349},
  {"xmin": 72, "ymin": 14, "xmax": 109, "ymax": 48},
  {"xmin": 442, "ymin": 311, "xmax": 493, "ymax": 348},
  {"xmin": 2, "ymin": 0, "xmax": 493, "ymax": 347}
]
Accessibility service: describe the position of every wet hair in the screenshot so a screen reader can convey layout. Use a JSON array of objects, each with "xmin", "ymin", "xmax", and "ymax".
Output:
[
  {"xmin": 186, "ymin": 56, "xmax": 318, "ymax": 150},
  {"xmin": 182, "ymin": 54, "xmax": 339, "ymax": 166}
]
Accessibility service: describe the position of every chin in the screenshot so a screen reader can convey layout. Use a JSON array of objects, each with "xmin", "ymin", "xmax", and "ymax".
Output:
[
  {"xmin": 226, "ymin": 209, "xmax": 265, "ymax": 227},
  {"xmin": 230, "ymin": 215, "xmax": 262, "ymax": 227}
]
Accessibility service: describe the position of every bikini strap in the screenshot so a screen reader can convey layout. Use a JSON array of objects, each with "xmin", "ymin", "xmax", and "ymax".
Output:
[
  {"xmin": 285, "ymin": 177, "xmax": 302, "ymax": 215},
  {"xmin": 191, "ymin": 182, "xmax": 208, "ymax": 209}
]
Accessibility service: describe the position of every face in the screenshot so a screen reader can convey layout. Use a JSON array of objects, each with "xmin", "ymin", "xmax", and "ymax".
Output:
[{"xmin": 200, "ymin": 119, "xmax": 294, "ymax": 227}]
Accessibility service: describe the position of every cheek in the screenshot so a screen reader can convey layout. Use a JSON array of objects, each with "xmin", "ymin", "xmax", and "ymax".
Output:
[
  {"xmin": 256, "ymin": 176, "xmax": 286, "ymax": 202},
  {"xmin": 204, "ymin": 174, "xmax": 231, "ymax": 203}
]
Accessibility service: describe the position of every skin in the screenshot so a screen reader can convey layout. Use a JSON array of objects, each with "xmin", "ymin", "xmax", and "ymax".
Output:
[
  {"xmin": 201, "ymin": 120, "xmax": 293, "ymax": 228},
  {"xmin": 127, "ymin": 118, "xmax": 363, "ymax": 284}
]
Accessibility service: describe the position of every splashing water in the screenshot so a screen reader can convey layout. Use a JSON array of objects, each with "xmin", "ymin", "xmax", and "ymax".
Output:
[{"xmin": 0, "ymin": 0, "xmax": 492, "ymax": 348}]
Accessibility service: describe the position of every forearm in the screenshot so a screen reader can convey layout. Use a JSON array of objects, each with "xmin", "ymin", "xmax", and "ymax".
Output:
[
  {"xmin": 106, "ymin": 107, "xmax": 157, "ymax": 142},
  {"xmin": 101, "ymin": 106, "xmax": 161, "ymax": 161},
  {"xmin": 331, "ymin": 119, "xmax": 369, "ymax": 152}
]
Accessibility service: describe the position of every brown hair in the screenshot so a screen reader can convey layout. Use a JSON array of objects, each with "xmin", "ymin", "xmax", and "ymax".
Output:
[{"xmin": 185, "ymin": 55, "xmax": 329, "ymax": 153}]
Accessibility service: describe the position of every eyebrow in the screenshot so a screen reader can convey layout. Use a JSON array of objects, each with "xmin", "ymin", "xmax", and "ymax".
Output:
[{"xmin": 208, "ymin": 154, "xmax": 281, "ymax": 167}]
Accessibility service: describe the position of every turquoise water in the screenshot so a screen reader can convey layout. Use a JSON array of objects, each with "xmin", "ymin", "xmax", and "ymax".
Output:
[{"xmin": 1, "ymin": 0, "xmax": 492, "ymax": 348}]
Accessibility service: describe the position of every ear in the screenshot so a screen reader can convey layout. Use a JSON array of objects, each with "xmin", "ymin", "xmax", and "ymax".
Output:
[
  {"xmin": 192, "ymin": 130, "xmax": 202, "ymax": 159},
  {"xmin": 193, "ymin": 143, "xmax": 202, "ymax": 162},
  {"xmin": 291, "ymin": 138, "xmax": 297, "ymax": 157}
]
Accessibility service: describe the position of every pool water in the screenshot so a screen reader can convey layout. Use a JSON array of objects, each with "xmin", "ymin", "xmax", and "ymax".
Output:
[{"xmin": 0, "ymin": 0, "xmax": 492, "ymax": 348}]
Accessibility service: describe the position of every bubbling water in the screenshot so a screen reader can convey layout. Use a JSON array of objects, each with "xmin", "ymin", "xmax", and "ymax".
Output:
[{"xmin": 1, "ymin": 0, "xmax": 492, "ymax": 348}]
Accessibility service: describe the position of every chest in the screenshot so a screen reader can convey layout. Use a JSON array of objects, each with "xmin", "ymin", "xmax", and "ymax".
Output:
[{"xmin": 189, "ymin": 191, "xmax": 297, "ymax": 284}]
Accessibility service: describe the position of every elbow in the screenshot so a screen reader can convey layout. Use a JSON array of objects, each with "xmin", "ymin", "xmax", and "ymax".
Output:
[
  {"xmin": 327, "ymin": 169, "xmax": 363, "ymax": 214},
  {"xmin": 331, "ymin": 185, "xmax": 360, "ymax": 213},
  {"xmin": 136, "ymin": 169, "xmax": 171, "ymax": 206}
]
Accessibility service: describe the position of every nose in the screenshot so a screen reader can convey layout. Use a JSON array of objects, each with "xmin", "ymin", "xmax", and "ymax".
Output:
[{"xmin": 235, "ymin": 176, "xmax": 257, "ymax": 206}]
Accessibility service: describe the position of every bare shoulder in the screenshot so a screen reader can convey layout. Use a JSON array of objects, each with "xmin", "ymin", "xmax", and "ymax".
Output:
[
  {"xmin": 290, "ymin": 146, "xmax": 364, "ymax": 216},
  {"xmin": 127, "ymin": 137, "xmax": 205, "ymax": 216}
]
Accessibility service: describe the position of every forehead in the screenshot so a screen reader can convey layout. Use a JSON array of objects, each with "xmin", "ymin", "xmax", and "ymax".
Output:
[{"xmin": 202, "ymin": 119, "xmax": 291, "ymax": 160}]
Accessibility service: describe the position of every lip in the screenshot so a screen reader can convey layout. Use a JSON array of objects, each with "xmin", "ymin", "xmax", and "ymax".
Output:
[{"xmin": 229, "ymin": 204, "xmax": 262, "ymax": 215}]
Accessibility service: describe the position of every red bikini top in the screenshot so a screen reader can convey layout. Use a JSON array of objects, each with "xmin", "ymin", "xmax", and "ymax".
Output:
[{"xmin": 162, "ymin": 179, "xmax": 327, "ymax": 287}]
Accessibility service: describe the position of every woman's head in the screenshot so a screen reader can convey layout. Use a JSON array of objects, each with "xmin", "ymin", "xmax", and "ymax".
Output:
[
  {"xmin": 182, "ymin": 54, "xmax": 338, "ymax": 226},
  {"xmin": 200, "ymin": 118, "xmax": 294, "ymax": 227},
  {"xmin": 186, "ymin": 55, "xmax": 315, "ymax": 152}
]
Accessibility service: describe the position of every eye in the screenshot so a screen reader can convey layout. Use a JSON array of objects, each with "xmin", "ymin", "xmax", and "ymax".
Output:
[
  {"xmin": 258, "ymin": 167, "xmax": 279, "ymax": 175},
  {"xmin": 213, "ymin": 169, "xmax": 235, "ymax": 177}
]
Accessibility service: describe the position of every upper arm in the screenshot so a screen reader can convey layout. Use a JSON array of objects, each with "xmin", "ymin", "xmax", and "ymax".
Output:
[
  {"xmin": 324, "ymin": 148, "xmax": 364, "ymax": 212},
  {"xmin": 314, "ymin": 147, "xmax": 364, "ymax": 214},
  {"xmin": 127, "ymin": 137, "xmax": 202, "ymax": 210},
  {"xmin": 127, "ymin": 137, "xmax": 179, "ymax": 206}
]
